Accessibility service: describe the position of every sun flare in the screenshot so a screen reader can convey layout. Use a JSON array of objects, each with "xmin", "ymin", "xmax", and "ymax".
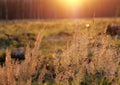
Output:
[
  {"xmin": 58, "ymin": 0, "xmax": 83, "ymax": 7},
  {"xmin": 56, "ymin": 0, "xmax": 84, "ymax": 18},
  {"xmin": 64, "ymin": 0, "xmax": 80, "ymax": 5}
]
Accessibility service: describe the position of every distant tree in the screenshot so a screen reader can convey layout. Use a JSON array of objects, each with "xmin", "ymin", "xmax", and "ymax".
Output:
[
  {"xmin": 115, "ymin": 6, "xmax": 120, "ymax": 17},
  {"xmin": 15, "ymin": 0, "xmax": 19, "ymax": 19},
  {"xmin": 0, "ymin": 0, "xmax": 2, "ymax": 19},
  {"xmin": 4, "ymin": 0, "xmax": 8, "ymax": 20},
  {"xmin": 30, "ymin": 0, "xmax": 33, "ymax": 19},
  {"xmin": 53, "ymin": 3, "xmax": 56, "ymax": 19},
  {"xmin": 21, "ymin": 0, "xmax": 25, "ymax": 19},
  {"xmin": 29, "ymin": 0, "xmax": 31, "ymax": 18},
  {"xmin": 40, "ymin": 0, "xmax": 43, "ymax": 19},
  {"xmin": 37, "ymin": 0, "xmax": 40, "ymax": 19},
  {"xmin": 33, "ymin": 0, "xmax": 36, "ymax": 19},
  {"xmin": 34, "ymin": 0, "xmax": 37, "ymax": 19},
  {"xmin": 20, "ymin": 0, "xmax": 22, "ymax": 19}
]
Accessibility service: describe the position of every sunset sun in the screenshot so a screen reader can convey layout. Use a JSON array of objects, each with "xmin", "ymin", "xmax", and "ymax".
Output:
[
  {"xmin": 58, "ymin": 0, "xmax": 82, "ymax": 7},
  {"xmin": 64, "ymin": 0, "xmax": 80, "ymax": 6},
  {"xmin": 56, "ymin": 0, "xmax": 84, "ymax": 18}
]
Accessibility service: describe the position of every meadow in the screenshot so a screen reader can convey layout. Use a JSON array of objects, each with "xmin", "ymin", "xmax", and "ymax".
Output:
[{"xmin": 0, "ymin": 18, "xmax": 120, "ymax": 85}]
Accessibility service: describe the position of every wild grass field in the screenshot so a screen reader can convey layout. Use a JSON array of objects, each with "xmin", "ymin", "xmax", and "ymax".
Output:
[{"xmin": 0, "ymin": 18, "xmax": 120, "ymax": 85}]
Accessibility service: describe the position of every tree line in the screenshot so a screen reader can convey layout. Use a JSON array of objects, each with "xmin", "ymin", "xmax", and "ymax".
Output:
[
  {"xmin": 0, "ymin": 0, "xmax": 120, "ymax": 20},
  {"xmin": 0, "ymin": 0, "xmax": 44, "ymax": 20}
]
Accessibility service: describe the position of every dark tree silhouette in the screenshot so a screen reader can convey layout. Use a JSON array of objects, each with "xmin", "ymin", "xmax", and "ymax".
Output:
[
  {"xmin": 115, "ymin": 6, "xmax": 120, "ymax": 17},
  {"xmin": 4, "ymin": 0, "xmax": 8, "ymax": 20}
]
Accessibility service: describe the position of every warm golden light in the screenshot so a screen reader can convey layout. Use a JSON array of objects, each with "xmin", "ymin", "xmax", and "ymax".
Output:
[
  {"xmin": 58, "ymin": 0, "xmax": 82, "ymax": 7},
  {"xmin": 64, "ymin": 0, "xmax": 80, "ymax": 6},
  {"xmin": 54, "ymin": 0, "xmax": 95, "ymax": 18},
  {"xmin": 56, "ymin": 0, "xmax": 83, "ymax": 18}
]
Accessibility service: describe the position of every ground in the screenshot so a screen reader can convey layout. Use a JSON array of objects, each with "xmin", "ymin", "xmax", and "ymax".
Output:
[
  {"xmin": 0, "ymin": 18, "xmax": 120, "ymax": 85},
  {"xmin": 0, "ymin": 18, "xmax": 119, "ymax": 58}
]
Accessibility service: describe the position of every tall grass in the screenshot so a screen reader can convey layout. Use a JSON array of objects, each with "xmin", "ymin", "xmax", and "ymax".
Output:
[
  {"xmin": 0, "ymin": 29, "xmax": 45, "ymax": 85},
  {"xmin": 0, "ymin": 20, "xmax": 120, "ymax": 85},
  {"xmin": 53, "ymin": 24, "xmax": 120, "ymax": 85}
]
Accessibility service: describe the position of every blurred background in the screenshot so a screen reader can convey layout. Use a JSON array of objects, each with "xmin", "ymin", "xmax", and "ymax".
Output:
[{"xmin": 0, "ymin": 0, "xmax": 120, "ymax": 19}]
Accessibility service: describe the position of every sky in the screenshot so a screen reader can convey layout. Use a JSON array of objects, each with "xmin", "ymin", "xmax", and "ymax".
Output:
[{"xmin": 0, "ymin": 0, "xmax": 120, "ymax": 19}]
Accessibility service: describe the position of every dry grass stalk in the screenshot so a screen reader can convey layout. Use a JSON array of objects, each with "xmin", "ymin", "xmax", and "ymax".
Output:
[
  {"xmin": 53, "ymin": 23, "xmax": 120, "ymax": 84},
  {"xmin": 38, "ymin": 64, "xmax": 47, "ymax": 84},
  {"xmin": 0, "ymin": 29, "xmax": 44, "ymax": 85}
]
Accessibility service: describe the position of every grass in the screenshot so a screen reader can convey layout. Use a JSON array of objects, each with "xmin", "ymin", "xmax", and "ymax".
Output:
[{"xmin": 0, "ymin": 18, "xmax": 120, "ymax": 85}]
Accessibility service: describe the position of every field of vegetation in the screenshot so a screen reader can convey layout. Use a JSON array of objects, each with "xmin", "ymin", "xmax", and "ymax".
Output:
[{"xmin": 0, "ymin": 18, "xmax": 120, "ymax": 85}]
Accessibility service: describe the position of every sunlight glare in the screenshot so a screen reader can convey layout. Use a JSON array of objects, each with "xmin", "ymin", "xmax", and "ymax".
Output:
[{"xmin": 58, "ymin": 0, "xmax": 83, "ymax": 7}]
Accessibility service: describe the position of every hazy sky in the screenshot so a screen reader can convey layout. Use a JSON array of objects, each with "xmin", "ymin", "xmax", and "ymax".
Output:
[{"xmin": 0, "ymin": 0, "xmax": 120, "ymax": 19}]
